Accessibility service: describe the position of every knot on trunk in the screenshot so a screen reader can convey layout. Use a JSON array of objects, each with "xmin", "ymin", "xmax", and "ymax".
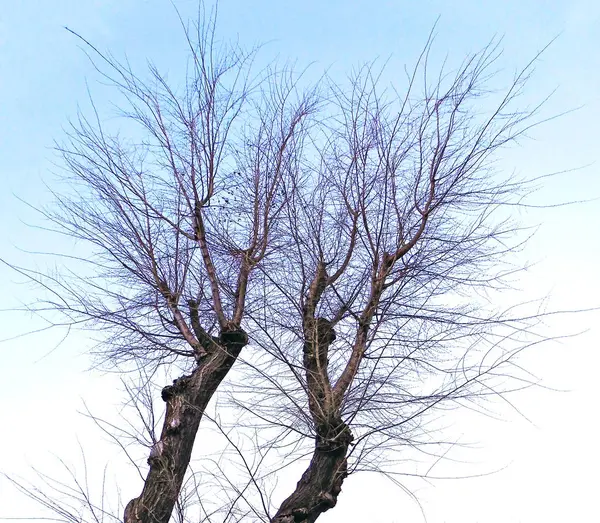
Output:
[
  {"xmin": 317, "ymin": 491, "xmax": 336, "ymax": 509},
  {"xmin": 304, "ymin": 318, "xmax": 336, "ymax": 372},
  {"xmin": 219, "ymin": 328, "xmax": 248, "ymax": 346},
  {"xmin": 315, "ymin": 420, "xmax": 353, "ymax": 453},
  {"xmin": 161, "ymin": 374, "xmax": 192, "ymax": 402},
  {"xmin": 304, "ymin": 317, "xmax": 336, "ymax": 344},
  {"xmin": 291, "ymin": 507, "xmax": 310, "ymax": 520}
]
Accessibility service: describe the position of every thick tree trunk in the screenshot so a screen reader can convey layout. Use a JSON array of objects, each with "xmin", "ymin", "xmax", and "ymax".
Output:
[
  {"xmin": 271, "ymin": 421, "xmax": 353, "ymax": 523},
  {"xmin": 124, "ymin": 330, "xmax": 248, "ymax": 523}
]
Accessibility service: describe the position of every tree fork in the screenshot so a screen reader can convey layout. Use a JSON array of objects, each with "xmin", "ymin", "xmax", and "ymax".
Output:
[
  {"xmin": 124, "ymin": 329, "xmax": 248, "ymax": 523},
  {"xmin": 272, "ymin": 314, "xmax": 353, "ymax": 522}
]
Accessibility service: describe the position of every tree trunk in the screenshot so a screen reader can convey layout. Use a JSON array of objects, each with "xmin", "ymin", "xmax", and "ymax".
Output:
[
  {"xmin": 272, "ymin": 312, "xmax": 352, "ymax": 523},
  {"xmin": 124, "ymin": 329, "xmax": 248, "ymax": 523},
  {"xmin": 271, "ymin": 422, "xmax": 352, "ymax": 523}
]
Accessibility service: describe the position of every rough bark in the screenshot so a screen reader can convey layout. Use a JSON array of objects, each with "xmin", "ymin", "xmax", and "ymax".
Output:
[
  {"xmin": 124, "ymin": 329, "xmax": 248, "ymax": 523},
  {"xmin": 271, "ymin": 421, "xmax": 353, "ymax": 523}
]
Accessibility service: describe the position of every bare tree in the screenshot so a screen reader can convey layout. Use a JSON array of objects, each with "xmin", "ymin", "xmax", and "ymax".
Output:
[
  {"xmin": 6, "ymin": 6, "xmax": 560, "ymax": 523},
  {"xmin": 26, "ymin": 11, "xmax": 318, "ymax": 521},
  {"xmin": 233, "ymin": 41, "xmax": 552, "ymax": 522}
]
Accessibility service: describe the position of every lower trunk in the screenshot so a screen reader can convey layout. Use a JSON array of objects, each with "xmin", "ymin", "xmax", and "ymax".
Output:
[
  {"xmin": 271, "ymin": 423, "xmax": 352, "ymax": 523},
  {"xmin": 124, "ymin": 329, "xmax": 247, "ymax": 523}
]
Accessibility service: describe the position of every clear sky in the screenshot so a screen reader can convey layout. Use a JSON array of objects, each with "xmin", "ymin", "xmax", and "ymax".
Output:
[{"xmin": 1, "ymin": 1, "xmax": 599, "ymax": 522}]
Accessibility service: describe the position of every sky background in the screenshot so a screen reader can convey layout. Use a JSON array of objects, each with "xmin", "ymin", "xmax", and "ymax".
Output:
[{"xmin": 1, "ymin": 1, "xmax": 599, "ymax": 522}]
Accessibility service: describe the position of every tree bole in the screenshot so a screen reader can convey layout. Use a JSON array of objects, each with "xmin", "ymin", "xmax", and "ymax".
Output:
[
  {"xmin": 124, "ymin": 330, "xmax": 248, "ymax": 523},
  {"xmin": 272, "ymin": 422, "xmax": 352, "ymax": 523}
]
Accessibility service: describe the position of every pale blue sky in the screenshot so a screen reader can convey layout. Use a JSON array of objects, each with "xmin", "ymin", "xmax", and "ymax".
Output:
[{"xmin": 1, "ymin": 1, "xmax": 599, "ymax": 522}]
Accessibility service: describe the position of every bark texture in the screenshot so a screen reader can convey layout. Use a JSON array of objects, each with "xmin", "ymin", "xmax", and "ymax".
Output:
[
  {"xmin": 124, "ymin": 329, "xmax": 248, "ymax": 523},
  {"xmin": 271, "ymin": 421, "xmax": 352, "ymax": 523}
]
